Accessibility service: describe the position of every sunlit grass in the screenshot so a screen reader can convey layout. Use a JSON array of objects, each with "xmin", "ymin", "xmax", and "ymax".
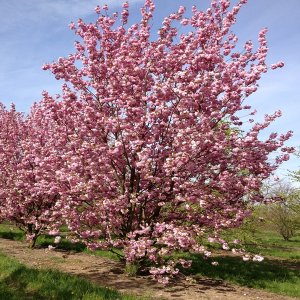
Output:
[
  {"xmin": 0, "ymin": 252, "xmax": 143, "ymax": 300},
  {"xmin": 220, "ymin": 227, "xmax": 300, "ymax": 260},
  {"xmin": 245, "ymin": 231, "xmax": 300, "ymax": 260}
]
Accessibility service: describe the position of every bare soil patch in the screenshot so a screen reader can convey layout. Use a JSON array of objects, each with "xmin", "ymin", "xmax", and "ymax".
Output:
[{"xmin": 0, "ymin": 238, "xmax": 294, "ymax": 300}]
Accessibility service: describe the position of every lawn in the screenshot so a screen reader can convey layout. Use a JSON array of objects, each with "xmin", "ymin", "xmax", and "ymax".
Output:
[
  {"xmin": 244, "ymin": 230, "xmax": 300, "ymax": 260},
  {"xmin": 0, "ymin": 223, "xmax": 299, "ymax": 298},
  {"xmin": 183, "ymin": 253, "xmax": 300, "ymax": 298},
  {"xmin": 0, "ymin": 252, "xmax": 142, "ymax": 300},
  {"xmin": 183, "ymin": 227, "xmax": 300, "ymax": 298},
  {"xmin": 0, "ymin": 223, "xmax": 121, "ymax": 261}
]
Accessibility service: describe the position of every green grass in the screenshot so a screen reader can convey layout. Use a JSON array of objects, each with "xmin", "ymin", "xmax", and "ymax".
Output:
[
  {"xmin": 181, "ymin": 254, "xmax": 300, "ymax": 299},
  {"xmin": 0, "ymin": 224, "xmax": 23, "ymax": 241},
  {"xmin": 0, "ymin": 224, "xmax": 122, "ymax": 261},
  {"xmin": 219, "ymin": 227, "xmax": 300, "ymax": 260},
  {"xmin": 0, "ymin": 252, "xmax": 142, "ymax": 300},
  {"xmin": 180, "ymin": 227, "xmax": 300, "ymax": 298},
  {"xmin": 1, "ymin": 223, "xmax": 299, "ymax": 298},
  {"xmin": 244, "ymin": 231, "xmax": 300, "ymax": 260},
  {"xmin": 37, "ymin": 235, "xmax": 123, "ymax": 261}
]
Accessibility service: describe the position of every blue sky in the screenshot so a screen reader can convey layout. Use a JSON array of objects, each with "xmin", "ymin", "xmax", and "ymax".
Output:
[{"xmin": 0, "ymin": 0, "xmax": 299, "ymax": 179}]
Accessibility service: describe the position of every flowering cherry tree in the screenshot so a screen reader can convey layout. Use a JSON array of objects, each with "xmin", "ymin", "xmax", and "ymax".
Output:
[
  {"xmin": 40, "ymin": 0, "xmax": 293, "ymax": 282},
  {"xmin": 0, "ymin": 101, "xmax": 61, "ymax": 248}
]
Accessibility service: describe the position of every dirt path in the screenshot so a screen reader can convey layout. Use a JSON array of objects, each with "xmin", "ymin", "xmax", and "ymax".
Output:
[{"xmin": 0, "ymin": 238, "xmax": 294, "ymax": 300}]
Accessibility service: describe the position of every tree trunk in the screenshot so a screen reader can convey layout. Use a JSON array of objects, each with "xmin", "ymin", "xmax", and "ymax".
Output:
[
  {"xmin": 28, "ymin": 235, "xmax": 38, "ymax": 249},
  {"xmin": 27, "ymin": 224, "xmax": 39, "ymax": 249}
]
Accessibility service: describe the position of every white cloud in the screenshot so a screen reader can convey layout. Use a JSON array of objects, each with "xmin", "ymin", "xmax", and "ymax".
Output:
[{"xmin": 0, "ymin": 0, "xmax": 145, "ymax": 33}]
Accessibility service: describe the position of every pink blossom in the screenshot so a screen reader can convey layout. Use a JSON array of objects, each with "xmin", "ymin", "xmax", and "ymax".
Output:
[
  {"xmin": 222, "ymin": 243, "xmax": 230, "ymax": 250},
  {"xmin": 94, "ymin": 6, "xmax": 101, "ymax": 14},
  {"xmin": 122, "ymin": 2, "xmax": 129, "ymax": 9},
  {"xmin": 271, "ymin": 61, "xmax": 284, "ymax": 70},
  {"xmin": 243, "ymin": 255, "xmax": 250, "ymax": 261},
  {"xmin": 253, "ymin": 255, "xmax": 264, "ymax": 262},
  {"xmin": 179, "ymin": 259, "xmax": 192, "ymax": 268},
  {"xmin": 54, "ymin": 236, "xmax": 62, "ymax": 244}
]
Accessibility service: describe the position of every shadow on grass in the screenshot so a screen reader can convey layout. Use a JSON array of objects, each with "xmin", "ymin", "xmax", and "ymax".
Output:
[
  {"xmin": 38, "ymin": 237, "xmax": 86, "ymax": 253},
  {"xmin": 0, "ymin": 226, "xmax": 121, "ymax": 261},
  {"xmin": 0, "ymin": 264, "xmax": 129, "ymax": 300},
  {"xmin": 0, "ymin": 225, "xmax": 87, "ymax": 253},
  {"xmin": 0, "ymin": 231, "xmax": 24, "ymax": 241},
  {"xmin": 189, "ymin": 254, "xmax": 299, "ymax": 285},
  {"xmin": 0, "ymin": 224, "xmax": 24, "ymax": 241},
  {"xmin": 37, "ymin": 235, "xmax": 123, "ymax": 261},
  {"xmin": 185, "ymin": 254, "xmax": 300, "ymax": 298}
]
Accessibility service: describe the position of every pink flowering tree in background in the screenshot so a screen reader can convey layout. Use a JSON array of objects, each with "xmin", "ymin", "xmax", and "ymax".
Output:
[
  {"xmin": 0, "ymin": 104, "xmax": 24, "ymax": 223},
  {"xmin": 39, "ymin": 0, "xmax": 294, "ymax": 282},
  {"xmin": 0, "ymin": 101, "xmax": 62, "ymax": 248}
]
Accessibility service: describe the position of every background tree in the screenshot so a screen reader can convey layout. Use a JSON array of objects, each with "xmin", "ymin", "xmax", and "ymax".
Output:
[
  {"xmin": 0, "ymin": 100, "xmax": 62, "ymax": 248},
  {"xmin": 290, "ymin": 148, "xmax": 300, "ymax": 182},
  {"xmin": 261, "ymin": 180, "xmax": 300, "ymax": 241}
]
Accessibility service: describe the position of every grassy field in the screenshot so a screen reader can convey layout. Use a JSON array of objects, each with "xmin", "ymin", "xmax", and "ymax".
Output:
[
  {"xmin": 0, "ymin": 252, "xmax": 142, "ymax": 300},
  {"xmin": 183, "ymin": 253, "xmax": 300, "ymax": 298},
  {"xmin": 0, "ymin": 224, "xmax": 121, "ymax": 261},
  {"xmin": 0, "ymin": 223, "xmax": 299, "ymax": 298},
  {"xmin": 183, "ymin": 228, "xmax": 300, "ymax": 298},
  {"xmin": 244, "ymin": 231, "xmax": 300, "ymax": 260}
]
